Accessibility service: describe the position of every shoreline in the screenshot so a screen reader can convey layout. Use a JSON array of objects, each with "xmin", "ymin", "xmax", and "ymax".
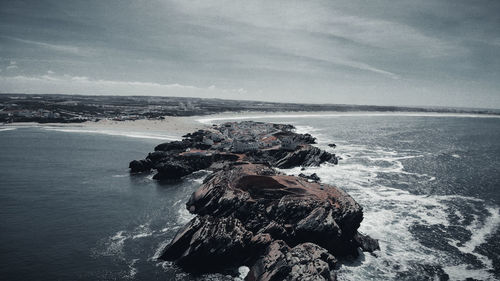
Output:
[
  {"xmin": 195, "ymin": 110, "xmax": 500, "ymax": 124},
  {"xmin": 2, "ymin": 110, "xmax": 500, "ymax": 139}
]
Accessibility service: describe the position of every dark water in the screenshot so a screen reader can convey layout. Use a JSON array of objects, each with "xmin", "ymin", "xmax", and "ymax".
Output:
[
  {"xmin": 1, "ymin": 115, "xmax": 500, "ymax": 281},
  {"xmin": 0, "ymin": 127, "xmax": 214, "ymax": 281}
]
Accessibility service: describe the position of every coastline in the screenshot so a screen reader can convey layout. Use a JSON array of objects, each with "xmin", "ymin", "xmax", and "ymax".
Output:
[
  {"xmin": 2, "ymin": 110, "xmax": 500, "ymax": 140},
  {"xmin": 195, "ymin": 110, "xmax": 500, "ymax": 124},
  {"xmin": 0, "ymin": 116, "xmax": 208, "ymax": 140}
]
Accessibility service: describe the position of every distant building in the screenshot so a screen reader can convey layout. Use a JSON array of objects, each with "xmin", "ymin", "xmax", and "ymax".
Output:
[{"xmin": 232, "ymin": 140, "xmax": 258, "ymax": 153}]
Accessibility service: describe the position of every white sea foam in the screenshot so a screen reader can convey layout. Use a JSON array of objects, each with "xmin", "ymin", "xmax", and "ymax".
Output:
[
  {"xmin": 124, "ymin": 258, "xmax": 139, "ymax": 279},
  {"xmin": 283, "ymin": 137, "xmax": 498, "ymax": 281},
  {"xmin": 177, "ymin": 205, "xmax": 195, "ymax": 224},
  {"xmin": 100, "ymin": 230, "xmax": 128, "ymax": 257},
  {"xmin": 234, "ymin": 266, "xmax": 250, "ymax": 281},
  {"xmin": 197, "ymin": 112, "xmax": 500, "ymax": 124},
  {"xmin": 42, "ymin": 126, "xmax": 180, "ymax": 140},
  {"xmin": 0, "ymin": 127, "xmax": 17, "ymax": 132}
]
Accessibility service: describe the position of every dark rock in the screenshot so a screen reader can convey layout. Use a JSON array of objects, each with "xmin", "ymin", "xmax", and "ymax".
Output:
[
  {"xmin": 153, "ymin": 161, "xmax": 194, "ymax": 180},
  {"xmin": 129, "ymin": 159, "xmax": 153, "ymax": 173},
  {"xmin": 154, "ymin": 140, "xmax": 191, "ymax": 152},
  {"xmin": 298, "ymin": 173, "xmax": 320, "ymax": 182},
  {"xmin": 298, "ymin": 133, "xmax": 317, "ymax": 144},
  {"xmin": 135, "ymin": 122, "xmax": 377, "ymax": 279},
  {"xmin": 275, "ymin": 146, "xmax": 335, "ymax": 168},
  {"xmin": 353, "ymin": 232, "xmax": 380, "ymax": 253},
  {"xmin": 328, "ymin": 143, "xmax": 336, "ymax": 148},
  {"xmin": 245, "ymin": 240, "xmax": 337, "ymax": 281},
  {"xmin": 185, "ymin": 164, "xmax": 366, "ymax": 255},
  {"xmin": 132, "ymin": 121, "xmax": 336, "ymax": 177},
  {"xmin": 159, "ymin": 215, "xmax": 270, "ymax": 272}
]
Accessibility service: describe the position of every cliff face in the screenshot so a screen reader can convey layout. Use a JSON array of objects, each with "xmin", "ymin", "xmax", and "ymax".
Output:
[{"xmin": 159, "ymin": 163, "xmax": 378, "ymax": 280}]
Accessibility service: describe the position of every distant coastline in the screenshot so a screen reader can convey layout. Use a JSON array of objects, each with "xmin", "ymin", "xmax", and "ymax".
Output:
[
  {"xmin": 3, "ymin": 110, "xmax": 500, "ymax": 142},
  {"xmin": 1, "ymin": 93, "xmax": 499, "ymax": 126}
]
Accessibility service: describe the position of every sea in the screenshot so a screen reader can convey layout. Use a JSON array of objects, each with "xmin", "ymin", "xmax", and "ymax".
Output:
[{"xmin": 1, "ymin": 113, "xmax": 499, "ymax": 281}]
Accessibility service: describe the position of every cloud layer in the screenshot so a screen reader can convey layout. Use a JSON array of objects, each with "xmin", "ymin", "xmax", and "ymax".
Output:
[{"xmin": 1, "ymin": 0, "xmax": 499, "ymax": 108}]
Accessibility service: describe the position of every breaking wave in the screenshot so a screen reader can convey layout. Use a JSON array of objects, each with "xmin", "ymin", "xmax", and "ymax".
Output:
[{"xmin": 283, "ymin": 126, "xmax": 499, "ymax": 281}]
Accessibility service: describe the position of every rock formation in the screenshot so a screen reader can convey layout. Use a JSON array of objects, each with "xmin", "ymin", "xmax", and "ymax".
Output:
[
  {"xmin": 130, "ymin": 121, "xmax": 378, "ymax": 279},
  {"xmin": 130, "ymin": 121, "xmax": 338, "ymax": 180},
  {"xmin": 158, "ymin": 163, "xmax": 379, "ymax": 280}
]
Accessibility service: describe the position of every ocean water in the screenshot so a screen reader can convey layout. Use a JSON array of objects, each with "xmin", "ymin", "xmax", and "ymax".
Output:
[{"xmin": 1, "ymin": 114, "xmax": 500, "ymax": 280}]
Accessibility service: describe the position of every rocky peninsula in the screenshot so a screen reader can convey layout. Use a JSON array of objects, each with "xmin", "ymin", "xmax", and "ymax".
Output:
[{"xmin": 129, "ymin": 121, "xmax": 378, "ymax": 280}]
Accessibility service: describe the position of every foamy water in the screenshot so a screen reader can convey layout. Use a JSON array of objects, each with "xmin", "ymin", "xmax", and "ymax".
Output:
[
  {"xmin": 0, "ymin": 127, "xmax": 18, "ymax": 132},
  {"xmin": 283, "ymin": 125, "xmax": 500, "ymax": 281}
]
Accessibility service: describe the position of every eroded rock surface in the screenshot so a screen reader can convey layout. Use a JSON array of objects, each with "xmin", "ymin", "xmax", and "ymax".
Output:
[
  {"xmin": 245, "ymin": 241, "xmax": 337, "ymax": 281},
  {"xmin": 159, "ymin": 163, "xmax": 379, "ymax": 278}
]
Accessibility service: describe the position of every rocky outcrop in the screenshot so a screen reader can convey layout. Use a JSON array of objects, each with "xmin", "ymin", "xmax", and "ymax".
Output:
[
  {"xmin": 154, "ymin": 140, "xmax": 192, "ymax": 152},
  {"xmin": 298, "ymin": 173, "xmax": 321, "ymax": 182},
  {"xmin": 130, "ymin": 121, "xmax": 339, "ymax": 180},
  {"xmin": 245, "ymin": 241, "xmax": 337, "ymax": 281},
  {"xmin": 159, "ymin": 215, "xmax": 270, "ymax": 272},
  {"xmin": 274, "ymin": 146, "xmax": 335, "ymax": 168},
  {"xmin": 129, "ymin": 159, "xmax": 153, "ymax": 173},
  {"xmin": 131, "ymin": 121, "xmax": 377, "ymax": 279},
  {"xmin": 159, "ymin": 163, "xmax": 378, "ymax": 278}
]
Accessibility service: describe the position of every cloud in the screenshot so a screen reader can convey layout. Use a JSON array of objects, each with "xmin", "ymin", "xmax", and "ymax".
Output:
[
  {"xmin": 0, "ymin": 0, "xmax": 498, "ymax": 108},
  {"xmin": 0, "ymin": 73, "xmax": 247, "ymax": 98},
  {"xmin": 2, "ymin": 36, "xmax": 96, "ymax": 56}
]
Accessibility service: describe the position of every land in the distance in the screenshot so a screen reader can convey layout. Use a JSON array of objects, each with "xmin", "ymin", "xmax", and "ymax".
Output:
[{"xmin": 1, "ymin": 93, "xmax": 498, "ymax": 124}]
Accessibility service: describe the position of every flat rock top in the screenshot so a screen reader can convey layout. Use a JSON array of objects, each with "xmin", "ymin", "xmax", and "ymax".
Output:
[{"xmin": 194, "ymin": 163, "xmax": 359, "ymax": 211}]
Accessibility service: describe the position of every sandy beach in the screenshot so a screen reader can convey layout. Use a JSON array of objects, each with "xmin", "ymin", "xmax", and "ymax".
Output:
[{"xmin": 3, "ymin": 110, "xmax": 500, "ymax": 140}]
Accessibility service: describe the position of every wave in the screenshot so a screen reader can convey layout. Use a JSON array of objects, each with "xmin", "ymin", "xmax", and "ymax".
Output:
[
  {"xmin": 42, "ymin": 126, "xmax": 180, "ymax": 140},
  {"xmin": 0, "ymin": 127, "xmax": 17, "ymax": 132},
  {"xmin": 282, "ymin": 136, "xmax": 498, "ymax": 280},
  {"xmin": 197, "ymin": 112, "xmax": 500, "ymax": 124}
]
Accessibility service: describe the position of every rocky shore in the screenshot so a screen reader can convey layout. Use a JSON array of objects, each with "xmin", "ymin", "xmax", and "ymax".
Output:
[{"xmin": 129, "ymin": 121, "xmax": 378, "ymax": 280}]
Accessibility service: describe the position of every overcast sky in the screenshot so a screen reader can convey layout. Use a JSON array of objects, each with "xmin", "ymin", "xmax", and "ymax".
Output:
[{"xmin": 1, "ymin": 0, "xmax": 499, "ymax": 108}]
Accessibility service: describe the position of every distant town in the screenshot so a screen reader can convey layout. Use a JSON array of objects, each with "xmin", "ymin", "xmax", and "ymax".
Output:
[{"xmin": 1, "ymin": 93, "xmax": 499, "ymax": 124}]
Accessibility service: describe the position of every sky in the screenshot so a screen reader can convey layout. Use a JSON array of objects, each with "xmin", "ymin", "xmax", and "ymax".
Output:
[{"xmin": 1, "ymin": 0, "xmax": 499, "ymax": 108}]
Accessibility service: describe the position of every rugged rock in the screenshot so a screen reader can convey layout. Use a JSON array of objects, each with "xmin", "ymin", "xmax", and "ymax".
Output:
[
  {"xmin": 160, "ymin": 216, "xmax": 270, "ymax": 272},
  {"xmin": 159, "ymin": 163, "xmax": 378, "ymax": 275},
  {"xmin": 245, "ymin": 240, "xmax": 337, "ymax": 281},
  {"xmin": 153, "ymin": 160, "xmax": 194, "ymax": 180},
  {"xmin": 133, "ymin": 122, "xmax": 377, "ymax": 279},
  {"xmin": 274, "ymin": 146, "xmax": 335, "ymax": 168},
  {"xmin": 328, "ymin": 143, "xmax": 337, "ymax": 148},
  {"xmin": 154, "ymin": 140, "xmax": 192, "ymax": 152},
  {"xmin": 297, "ymin": 133, "xmax": 317, "ymax": 144},
  {"xmin": 153, "ymin": 153, "xmax": 239, "ymax": 180},
  {"xmin": 128, "ymin": 159, "xmax": 153, "ymax": 173},
  {"xmin": 353, "ymin": 232, "xmax": 380, "ymax": 253},
  {"xmin": 130, "ymin": 121, "xmax": 339, "ymax": 180},
  {"xmin": 298, "ymin": 173, "xmax": 320, "ymax": 182}
]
